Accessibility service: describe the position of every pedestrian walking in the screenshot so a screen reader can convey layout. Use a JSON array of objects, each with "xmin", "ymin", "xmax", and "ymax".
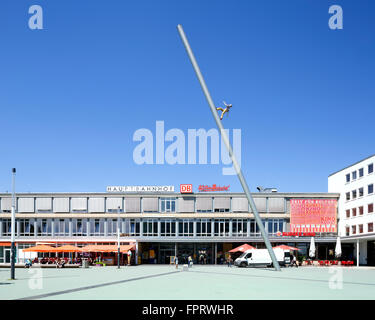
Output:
[
  {"xmin": 127, "ymin": 250, "xmax": 132, "ymax": 266},
  {"xmin": 174, "ymin": 256, "xmax": 179, "ymax": 269}
]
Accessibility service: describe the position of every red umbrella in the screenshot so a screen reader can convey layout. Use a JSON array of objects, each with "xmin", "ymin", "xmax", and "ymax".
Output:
[
  {"xmin": 273, "ymin": 245, "xmax": 300, "ymax": 251},
  {"xmin": 228, "ymin": 244, "xmax": 256, "ymax": 253}
]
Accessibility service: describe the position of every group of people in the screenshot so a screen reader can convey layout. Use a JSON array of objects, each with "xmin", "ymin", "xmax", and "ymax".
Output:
[{"xmin": 173, "ymin": 255, "xmax": 193, "ymax": 269}]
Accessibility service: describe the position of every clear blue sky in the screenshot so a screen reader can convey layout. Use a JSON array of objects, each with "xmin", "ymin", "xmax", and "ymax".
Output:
[{"xmin": 0, "ymin": 0, "xmax": 374, "ymax": 193}]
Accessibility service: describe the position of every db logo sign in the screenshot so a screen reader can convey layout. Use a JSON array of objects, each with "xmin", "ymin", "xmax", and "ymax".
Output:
[{"xmin": 180, "ymin": 184, "xmax": 193, "ymax": 193}]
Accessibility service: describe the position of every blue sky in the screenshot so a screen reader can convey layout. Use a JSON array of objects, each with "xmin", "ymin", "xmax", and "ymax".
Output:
[{"xmin": 0, "ymin": 0, "xmax": 374, "ymax": 193}]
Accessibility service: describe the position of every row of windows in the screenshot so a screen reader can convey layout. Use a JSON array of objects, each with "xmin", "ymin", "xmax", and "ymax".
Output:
[
  {"xmin": 0, "ymin": 196, "xmax": 285, "ymax": 214},
  {"xmin": 346, "ymin": 222, "xmax": 374, "ymax": 236},
  {"xmin": 345, "ymin": 163, "xmax": 373, "ymax": 183},
  {"xmin": 0, "ymin": 218, "xmax": 284, "ymax": 238},
  {"xmin": 345, "ymin": 184, "xmax": 373, "ymax": 201},
  {"xmin": 345, "ymin": 203, "xmax": 374, "ymax": 218}
]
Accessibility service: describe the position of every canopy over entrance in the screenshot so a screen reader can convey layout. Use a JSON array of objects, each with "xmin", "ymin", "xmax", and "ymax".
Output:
[
  {"xmin": 80, "ymin": 244, "xmax": 135, "ymax": 253},
  {"xmin": 22, "ymin": 245, "xmax": 56, "ymax": 252}
]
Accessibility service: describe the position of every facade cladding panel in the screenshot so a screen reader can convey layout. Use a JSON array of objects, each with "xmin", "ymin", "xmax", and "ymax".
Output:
[
  {"xmin": 232, "ymin": 197, "xmax": 249, "ymax": 212},
  {"xmin": 36, "ymin": 198, "xmax": 52, "ymax": 211},
  {"xmin": 253, "ymin": 197, "xmax": 267, "ymax": 212},
  {"xmin": 142, "ymin": 198, "xmax": 159, "ymax": 212},
  {"xmin": 88, "ymin": 198, "xmax": 105, "ymax": 213},
  {"xmin": 17, "ymin": 198, "xmax": 34, "ymax": 212},
  {"xmin": 214, "ymin": 197, "xmax": 230, "ymax": 210},
  {"xmin": 71, "ymin": 198, "xmax": 88, "ymax": 211},
  {"xmin": 268, "ymin": 198, "xmax": 285, "ymax": 212},
  {"xmin": 106, "ymin": 197, "xmax": 123, "ymax": 211},
  {"xmin": 53, "ymin": 198, "xmax": 70, "ymax": 212},
  {"xmin": 1, "ymin": 197, "xmax": 12, "ymax": 211},
  {"xmin": 196, "ymin": 197, "xmax": 212, "ymax": 211},
  {"xmin": 125, "ymin": 197, "xmax": 140, "ymax": 212},
  {"xmin": 178, "ymin": 197, "xmax": 195, "ymax": 212}
]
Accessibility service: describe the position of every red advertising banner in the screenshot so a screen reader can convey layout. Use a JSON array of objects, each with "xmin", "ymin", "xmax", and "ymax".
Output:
[{"xmin": 290, "ymin": 199, "xmax": 337, "ymax": 233}]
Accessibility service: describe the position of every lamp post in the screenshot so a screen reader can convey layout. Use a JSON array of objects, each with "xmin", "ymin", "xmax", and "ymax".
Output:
[
  {"xmin": 117, "ymin": 206, "xmax": 121, "ymax": 269},
  {"xmin": 10, "ymin": 168, "xmax": 16, "ymax": 280}
]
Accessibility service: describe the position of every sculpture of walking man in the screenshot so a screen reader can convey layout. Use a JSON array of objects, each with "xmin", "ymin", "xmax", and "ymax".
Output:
[{"xmin": 216, "ymin": 101, "xmax": 232, "ymax": 120}]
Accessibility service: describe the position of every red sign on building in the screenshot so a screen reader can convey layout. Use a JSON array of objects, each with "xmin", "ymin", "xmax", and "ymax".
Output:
[
  {"xmin": 290, "ymin": 199, "xmax": 337, "ymax": 233},
  {"xmin": 180, "ymin": 184, "xmax": 193, "ymax": 193},
  {"xmin": 198, "ymin": 184, "xmax": 230, "ymax": 192}
]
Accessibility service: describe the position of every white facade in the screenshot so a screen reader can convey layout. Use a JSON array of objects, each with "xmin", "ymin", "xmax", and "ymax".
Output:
[{"xmin": 328, "ymin": 154, "xmax": 375, "ymax": 265}]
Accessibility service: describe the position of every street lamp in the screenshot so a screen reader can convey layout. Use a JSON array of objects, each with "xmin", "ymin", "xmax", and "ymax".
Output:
[
  {"xmin": 10, "ymin": 168, "xmax": 16, "ymax": 280},
  {"xmin": 117, "ymin": 206, "xmax": 121, "ymax": 269}
]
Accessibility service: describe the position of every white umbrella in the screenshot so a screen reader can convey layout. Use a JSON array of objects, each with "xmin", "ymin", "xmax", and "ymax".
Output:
[
  {"xmin": 309, "ymin": 237, "xmax": 316, "ymax": 258},
  {"xmin": 335, "ymin": 236, "xmax": 342, "ymax": 258}
]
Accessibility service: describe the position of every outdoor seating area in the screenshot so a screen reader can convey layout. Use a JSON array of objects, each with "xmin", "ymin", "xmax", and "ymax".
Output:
[{"xmin": 301, "ymin": 260, "xmax": 354, "ymax": 266}]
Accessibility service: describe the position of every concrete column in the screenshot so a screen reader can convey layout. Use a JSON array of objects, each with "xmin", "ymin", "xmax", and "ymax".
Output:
[
  {"xmin": 104, "ymin": 219, "xmax": 108, "ymax": 237},
  {"xmin": 211, "ymin": 220, "xmax": 215, "ymax": 237},
  {"xmin": 175, "ymin": 220, "xmax": 178, "ymax": 237},
  {"xmin": 86, "ymin": 219, "xmax": 90, "ymax": 237},
  {"xmin": 247, "ymin": 219, "xmax": 250, "ymax": 237},
  {"xmin": 193, "ymin": 219, "xmax": 197, "ymax": 237},
  {"xmin": 69, "ymin": 219, "xmax": 73, "ymax": 237},
  {"xmin": 51, "ymin": 219, "xmax": 55, "ymax": 237},
  {"xmin": 16, "ymin": 219, "xmax": 20, "ymax": 237},
  {"xmin": 357, "ymin": 239, "xmax": 359, "ymax": 267},
  {"xmin": 175, "ymin": 242, "xmax": 178, "ymax": 257},
  {"xmin": 157, "ymin": 220, "xmax": 161, "ymax": 237},
  {"xmin": 34, "ymin": 219, "xmax": 38, "ymax": 238},
  {"xmin": 140, "ymin": 219, "xmax": 143, "ymax": 237},
  {"xmin": 0, "ymin": 219, "xmax": 2, "ymax": 237},
  {"xmin": 229, "ymin": 219, "xmax": 233, "ymax": 237},
  {"xmin": 214, "ymin": 242, "xmax": 217, "ymax": 265},
  {"xmin": 135, "ymin": 241, "xmax": 139, "ymax": 265}
]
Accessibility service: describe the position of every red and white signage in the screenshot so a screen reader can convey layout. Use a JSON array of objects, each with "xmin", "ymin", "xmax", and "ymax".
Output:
[
  {"xmin": 180, "ymin": 184, "xmax": 193, "ymax": 193},
  {"xmin": 198, "ymin": 184, "xmax": 230, "ymax": 192},
  {"xmin": 290, "ymin": 199, "xmax": 337, "ymax": 233}
]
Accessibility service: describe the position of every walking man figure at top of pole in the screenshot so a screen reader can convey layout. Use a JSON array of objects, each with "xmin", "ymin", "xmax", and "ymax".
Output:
[{"xmin": 216, "ymin": 101, "xmax": 232, "ymax": 120}]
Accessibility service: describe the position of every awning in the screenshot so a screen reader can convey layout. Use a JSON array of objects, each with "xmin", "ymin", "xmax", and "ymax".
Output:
[
  {"xmin": 0, "ymin": 242, "xmax": 11, "ymax": 247},
  {"xmin": 22, "ymin": 245, "xmax": 56, "ymax": 252},
  {"xmin": 50, "ymin": 245, "xmax": 82, "ymax": 253},
  {"xmin": 80, "ymin": 244, "xmax": 135, "ymax": 253},
  {"xmin": 228, "ymin": 244, "xmax": 256, "ymax": 253}
]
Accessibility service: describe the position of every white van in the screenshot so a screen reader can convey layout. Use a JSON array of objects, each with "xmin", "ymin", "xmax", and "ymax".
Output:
[{"xmin": 234, "ymin": 248, "xmax": 287, "ymax": 267}]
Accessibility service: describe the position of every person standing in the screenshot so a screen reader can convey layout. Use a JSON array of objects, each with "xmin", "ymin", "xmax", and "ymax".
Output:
[
  {"xmin": 127, "ymin": 250, "xmax": 132, "ymax": 266},
  {"xmin": 174, "ymin": 256, "xmax": 179, "ymax": 269}
]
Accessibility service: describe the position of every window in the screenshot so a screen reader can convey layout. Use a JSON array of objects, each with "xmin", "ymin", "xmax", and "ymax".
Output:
[
  {"xmin": 368, "ymin": 184, "xmax": 374, "ymax": 194},
  {"xmin": 37, "ymin": 219, "xmax": 51, "ymax": 236},
  {"xmin": 352, "ymin": 171, "xmax": 357, "ymax": 180},
  {"xmin": 130, "ymin": 219, "xmax": 141, "ymax": 236},
  {"xmin": 359, "ymin": 187, "xmax": 364, "ymax": 197},
  {"xmin": 352, "ymin": 225, "xmax": 356, "ymax": 235},
  {"xmin": 245, "ymin": 252, "xmax": 252, "ymax": 259},
  {"xmin": 346, "ymin": 210, "xmax": 350, "ymax": 218},
  {"xmin": 142, "ymin": 220, "xmax": 158, "ymax": 237},
  {"xmin": 346, "ymin": 174, "xmax": 350, "ymax": 183},
  {"xmin": 160, "ymin": 198, "xmax": 176, "ymax": 213},
  {"xmin": 359, "ymin": 224, "xmax": 363, "ymax": 234},
  {"xmin": 160, "ymin": 220, "xmax": 175, "ymax": 237},
  {"xmin": 90, "ymin": 219, "xmax": 104, "ymax": 236},
  {"xmin": 369, "ymin": 163, "xmax": 374, "ymax": 174},
  {"xmin": 178, "ymin": 220, "xmax": 193, "ymax": 237},
  {"xmin": 359, "ymin": 206, "xmax": 364, "ymax": 215},
  {"xmin": 352, "ymin": 208, "xmax": 356, "ymax": 217},
  {"xmin": 368, "ymin": 203, "xmax": 374, "ymax": 213},
  {"xmin": 359, "ymin": 168, "xmax": 364, "ymax": 178},
  {"xmin": 368, "ymin": 223, "xmax": 373, "ymax": 233},
  {"xmin": 214, "ymin": 219, "xmax": 230, "ymax": 237},
  {"xmin": 346, "ymin": 192, "xmax": 350, "ymax": 201},
  {"xmin": 54, "ymin": 219, "xmax": 69, "ymax": 236},
  {"xmin": 19, "ymin": 219, "xmax": 34, "ymax": 236},
  {"xmin": 345, "ymin": 226, "xmax": 349, "ymax": 236},
  {"xmin": 196, "ymin": 219, "xmax": 212, "ymax": 237},
  {"xmin": 267, "ymin": 219, "xmax": 284, "ymax": 235},
  {"xmin": 352, "ymin": 190, "xmax": 357, "ymax": 199},
  {"xmin": 232, "ymin": 219, "xmax": 248, "ymax": 237}
]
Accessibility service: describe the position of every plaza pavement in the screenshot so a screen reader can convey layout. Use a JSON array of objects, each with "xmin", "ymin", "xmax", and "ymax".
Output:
[{"xmin": 0, "ymin": 265, "xmax": 374, "ymax": 300}]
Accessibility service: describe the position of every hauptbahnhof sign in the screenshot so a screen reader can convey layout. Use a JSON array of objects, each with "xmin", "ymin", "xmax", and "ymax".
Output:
[{"xmin": 107, "ymin": 186, "xmax": 175, "ymax": 193}]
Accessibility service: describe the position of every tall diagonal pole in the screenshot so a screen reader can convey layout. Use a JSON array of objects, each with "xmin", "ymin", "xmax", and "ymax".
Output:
[{"xmin": 177, "ymin": 24, "xmax": 280, "ymax": 271}]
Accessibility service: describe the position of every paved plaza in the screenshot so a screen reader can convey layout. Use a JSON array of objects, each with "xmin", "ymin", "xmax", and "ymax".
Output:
[{"xmin": 0, "ymin": 265, "xmax": 374, "ymax": 300}]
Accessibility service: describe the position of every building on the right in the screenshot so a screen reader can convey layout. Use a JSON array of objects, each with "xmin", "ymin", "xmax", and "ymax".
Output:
[{"xmin": 328, "ymin": 154, "xmax": 375, "ymax": 266}]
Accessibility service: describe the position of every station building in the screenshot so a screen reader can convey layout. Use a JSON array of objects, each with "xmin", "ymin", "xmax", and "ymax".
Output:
[
  {"xmin": 0, "ymin": 188, "xmax": 340, "ymax": 265},
  {"xmin": 328, "ymin": 154, "xmax": 375, "ymax": 265}
]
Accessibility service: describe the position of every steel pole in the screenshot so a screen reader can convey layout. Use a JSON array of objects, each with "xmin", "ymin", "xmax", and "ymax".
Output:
[
  {"xmin": 10, "ymin": 168, "xmax": 16, "ymax": 279},
  {"xmin": 117, "ymin": 206, "xmax": 120, "ymax": 269},
  {"xmin": 177, "ymin": 24, "xmax": 280, "ymax": 271}
]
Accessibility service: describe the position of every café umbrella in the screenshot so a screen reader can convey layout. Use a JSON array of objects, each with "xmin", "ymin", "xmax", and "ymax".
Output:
[
  {"xmin": 228, "ymin": 244, "xmax": 256, "ymax": 253},
  {"xmin": 335, "ymin": 237, "xmax": 342, "ymax": 258},
  {"xmin": 309, "ymin": 237, "xmax": 316, "ymax": 258}
]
